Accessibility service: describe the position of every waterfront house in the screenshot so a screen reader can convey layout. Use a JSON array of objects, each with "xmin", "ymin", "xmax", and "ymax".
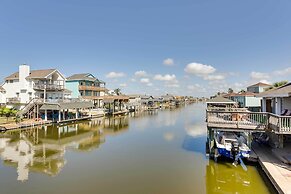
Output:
[
  {"xmin": 66, "ymin": 73, "xmax": 107, "ymax": 108},
  {"xmin": 257, "ymin": 82, "xmax": 291, "ymax": 114},
  {"xmin": 247, "ymin": 82, "xmax": 271, "ymax": 93},
  {"xmin": 224, "ymin": 92, "xmax": 261, "ymax": 111},
  {"xmin": 2, "ymin": 64, "xmax": 67, "ymax": 107}
]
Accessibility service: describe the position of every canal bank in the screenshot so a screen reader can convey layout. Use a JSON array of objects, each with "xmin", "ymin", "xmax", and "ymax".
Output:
[{"xmin": 0, "ymin": 103, "xmax": 272, "ymax": 194}]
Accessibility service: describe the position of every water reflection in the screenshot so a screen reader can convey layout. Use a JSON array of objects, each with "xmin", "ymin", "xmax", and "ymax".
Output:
[
  {"xmin": 0, "ymin": 105, "xmax": 270, "ymax": 194},
  {"xmin": 206, "ymin": 160, "xmax": 269, "ymax": 194},
  {"xmin": 0, "ymin": 116, "xmax": 129, "ymax": 181}
]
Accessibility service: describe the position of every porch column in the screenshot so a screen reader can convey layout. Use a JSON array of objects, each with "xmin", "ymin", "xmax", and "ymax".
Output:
[
  {"xmin": 44, "ymin": 109, "xmax": 48, "ymax": 121},
  {"xmin": 63, "ymin": 110, "xmax": 66, "ymax": 120},
  {"xmin": 76, "ymin": 108, "xmax": 79, "ymax": 119},
  {"xmin": 274, "ymin": 97, "xmax": 281, "ymax": 115},
  {"xmin": 262, "ymin": 98, "xmax": 266, "ymax": 112},
  {"xmin": 58, "ymin": 110, "xmax": 61, "ymax": 122}
]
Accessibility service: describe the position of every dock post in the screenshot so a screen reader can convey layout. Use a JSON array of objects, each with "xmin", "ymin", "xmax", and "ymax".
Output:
[
  {"xmin": 58, "ymin": 110, "xmax": 61, "ymax": 122},
  {"xmin": 44, "ymin": 109, "xmax": 48, "ymax": 121},
  {"xmin": 247, "ymin": 132, "xmax": 252, "ymax": 148},
  {"xmin": 278, "ymin": 134, "xmax": 284, "ymax": 148},
  {"xmin": 76, "ymin": 108, "xmax": 79, "ymax": 119}
]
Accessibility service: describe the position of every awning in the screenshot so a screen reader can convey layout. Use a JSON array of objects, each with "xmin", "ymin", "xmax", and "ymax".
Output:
[
  {"xmin": 40, "ymin": 104, "xmax": 61, "ymax": 110},
  {"xmin": 206, "ymin": 96, "xmax": 237, "ymax": 104},
  {"xmin": 40, "ymin": 101, "xmax": 94, "ymax": 110},
  {"xmin": 60, "ymin": 101, "xmax": 94, "ymax": 109}
]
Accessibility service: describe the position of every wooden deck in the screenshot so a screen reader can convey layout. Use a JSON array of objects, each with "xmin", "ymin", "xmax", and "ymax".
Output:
[
  {"xmin": 252, "ymin": 143, "xmax": 291, "ymax": 194},
  {"xmin": 206, "ymin": 110, "xmax": 291, "ymax": 134},
  {"xmin": 0, "ymin": 120, "xmax": 52, "ymax": 131}
]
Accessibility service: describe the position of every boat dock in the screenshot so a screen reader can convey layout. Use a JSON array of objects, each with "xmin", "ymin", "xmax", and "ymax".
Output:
[
  {"xmin": 0, "ymin": 120, "xmax": 52, "ymax": 131},
  {"xmin": 253, "ymin": 143, "xmax": 291, "ymax": 194}
]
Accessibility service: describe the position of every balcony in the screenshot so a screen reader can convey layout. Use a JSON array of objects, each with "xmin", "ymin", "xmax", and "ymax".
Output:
[
  {"xmin": 6, "ymin": 97, "xmax": 21, "ymax": 104},
  {"xmin": 78, "ymin": 85, "xmax": 106, "ymax": 92},
  {"xmin": 206, "ymin": 109, "xmax": 291, "ymax": 134},
  {"xmin": 33, "ymin": 83, "xmax": 64, "ymax": 91}
]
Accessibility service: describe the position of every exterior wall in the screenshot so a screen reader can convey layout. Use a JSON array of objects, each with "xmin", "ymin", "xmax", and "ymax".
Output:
[
  {"xmin": 245, "ymin": 96, "xmax": 261, "ymax": 107},
  {"xmin": 282, "ymin": 97, "xmax": 291, "ymax": 111},
  {"xmin": 65, "ymin": 81, "xmax": 79, "ymax": 98},
  {"xmin": 2, "ymin": 79, "xmax": 35, "ymax": 104}
]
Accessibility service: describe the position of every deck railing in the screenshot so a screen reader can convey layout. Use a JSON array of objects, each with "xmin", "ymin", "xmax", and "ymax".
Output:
[
  {"xmin": 206, "ymin": 110, "xmax": 291, "ymax": 134},
  {"xmin": 33, "ymin": 83, "xmax": 64, "ymax": 90}
]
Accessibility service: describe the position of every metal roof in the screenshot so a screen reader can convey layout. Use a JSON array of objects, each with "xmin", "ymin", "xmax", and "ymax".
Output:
[
  {"xmin": 40, "ymin": 101, "xmax": 94, "ymax": 110},
  {"xmin": 5, "ymin": 69, "xmax": 59, "ymax": 80},
  {"xmin": 256, "ymin": 83, "xmax": 291, "ymax": 98},
  {"xmin": 206, "ymin": 96, "xmax": 237, "ymax": 104}
]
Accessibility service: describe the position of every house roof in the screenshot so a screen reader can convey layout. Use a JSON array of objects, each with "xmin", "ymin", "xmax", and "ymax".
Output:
[
  {"xmin": 67, "ymin": 73, "xmax": 105, "ymax": 83},
  {"xmin": 224, "ymin": 92, "xmax": 257, "ymax": 97},
  {"xmin": 5, "ymin": 69, "xmax": 61, "ymax": 80},
  {"xmin": 206, "ymin": 96, "xmax": 237, "ymax": 104},
  {"xmin": 40, "ymin": 101, "xmax": 94, "ymax": 110},
  {"xmin": 256, "ymin": 82, "xmax": 291, "ymax": 98},
  {"xmin": 247, "ymin": 82, "xmax": 271, "ymax": 88}
]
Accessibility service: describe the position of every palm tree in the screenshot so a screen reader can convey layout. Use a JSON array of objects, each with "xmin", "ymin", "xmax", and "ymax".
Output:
[
  {"xmin": 114, "ymin": 88, "xmax": 121, "ymax": 95},
  {"xmin": 228, "ymin": 88, "xmax": 234, "ymax": 94}
]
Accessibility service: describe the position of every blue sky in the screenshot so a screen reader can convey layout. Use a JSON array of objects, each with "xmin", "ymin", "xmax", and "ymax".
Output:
[{"xmin": 1, "ymin": 0, "xmax": 291, "ymax": 96}]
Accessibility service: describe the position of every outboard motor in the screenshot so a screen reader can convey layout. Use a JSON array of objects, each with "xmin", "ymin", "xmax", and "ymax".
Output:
[{"xmin": 231, "ymin": 141, "xmax": 240, "ymax": 165}]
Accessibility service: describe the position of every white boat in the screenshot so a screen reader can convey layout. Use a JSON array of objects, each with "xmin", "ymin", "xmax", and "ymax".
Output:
[{"xmin": 214, "ymin": 132, "xmax": 251, "ymax": 165}]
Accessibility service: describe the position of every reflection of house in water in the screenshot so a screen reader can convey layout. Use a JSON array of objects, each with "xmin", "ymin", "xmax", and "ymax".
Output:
[
  {"xmin": 0, "ymin": 122, "xmax": 104, "ymax": 181},
  {"xmin": 102, "ymin": 116, "xmax": 129, "ymax": 135}
]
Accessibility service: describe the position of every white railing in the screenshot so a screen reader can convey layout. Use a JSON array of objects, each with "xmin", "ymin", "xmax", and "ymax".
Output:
[
  {"xmin": 33, "ymin": 83, "xmax": 64, "ymax": 90},
  {"xmin": 206, "ymin": 110, "xmax": 291, "ymax": 133}
]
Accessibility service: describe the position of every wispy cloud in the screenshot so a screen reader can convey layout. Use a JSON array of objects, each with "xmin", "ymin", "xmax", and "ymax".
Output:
[
  {"xmin": 119, "ymin": 83, "xmax": 127, "ymax": 87},
  {"xmin": 134, "ymin": 70, "xmax": 148, "ymax": 77},
  {"xmin": 184, "ymin": 62, "xmax": 216, "ymax": 76},
  {"xmin": 106, "ymin": 72, "xmax": 125, "ymax": 78},
  {"xmin": 140, "ymin": 78, "xmax": 150, "ymax": 83},
  {"xmin": 154, "ymin": 74, "xmax": 178, "ymax": 83},
  {"xmin": 274, "ymin": 67, "xmax": 291, "ymax": 76},
  {"xmin": 163, "ymin": 58, "xmax": 174, "ymax": 66},
  {"xmin": 250, "ymin": 71, "xmax": 270, "ymax": 80}
]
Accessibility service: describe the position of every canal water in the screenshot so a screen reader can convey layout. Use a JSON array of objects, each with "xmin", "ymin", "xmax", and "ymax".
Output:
[{"xmin": 0, "ymin": 103, "xmax": 272, "ymax": 194}]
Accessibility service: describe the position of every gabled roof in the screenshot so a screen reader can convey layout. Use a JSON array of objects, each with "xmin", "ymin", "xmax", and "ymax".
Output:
[
  {"xmin": 256, "ymin": 82, "xmax": 291, "ymax": 98},
  {"xmin": 206, "ymin": 96, "xmax": 237, "ymax": 104},
  {"xmin": 66, "ymin": 73, "xmax": 105, "ymax": 83},
  {"xmin": 5, "ymin": 69, "xmax": 62, "ymax": 80},
  {"xmin": 247, "ymin": 82, "xmax": 271, "ymax": 88}
]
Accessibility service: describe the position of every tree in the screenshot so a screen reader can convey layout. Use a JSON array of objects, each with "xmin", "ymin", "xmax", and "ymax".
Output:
[
  {"xmin": 228, "ymin": 88, "xmax": 234, "ymax": 94},
  {"xmin": 239, "ymin": 89, "xmax": 246, "ymax": 93},
  {"xmin": 114, "ymin": 88, "xmax": 121, "ymax": 95},
  {"xmin": 273, "ymin": 81, "xmax": 287, "ymax": 88},
  {"xmin": 2, "ymin": 108, "xmax": 17, "ymax": 122},
  {"xmin": 265, "ymin": 80, "xmax": 288, "ymax": 91}
]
